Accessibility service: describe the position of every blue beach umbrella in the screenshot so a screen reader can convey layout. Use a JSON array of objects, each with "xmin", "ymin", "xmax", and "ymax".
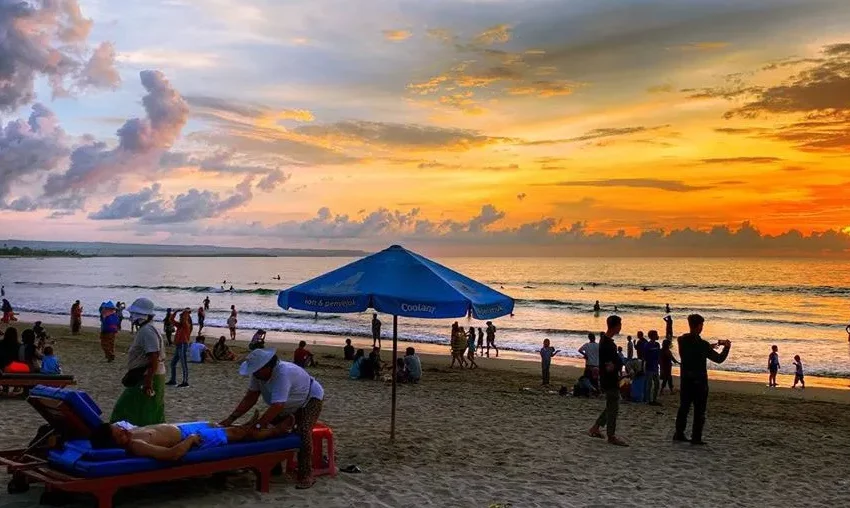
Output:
[{"xmin": 278, "ymin": 244, "xmax": 514, "ymax": 439}]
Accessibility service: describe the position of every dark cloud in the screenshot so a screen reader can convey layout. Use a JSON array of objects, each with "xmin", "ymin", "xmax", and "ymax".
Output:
[
  {"xmin": 482, "ymin": 164, "xmax": 519, "ymax": 171},
  {"xmin": 256, "ymin": 169, "xmax": 290, "ymax": 191},
  {"xmin": 43, "ymin": 70, "xmax": 189, "ymax": 196},
  {"xmin": 700, "ymin": 157, "xmax": 782, "ymax": 164},
  {"xmin": 88, "ymin": 184, "xmax": 163, "ymax": 220},
  {"xmin": 536, "ymin": 179, "xmax": 711, "ymax": 192},
  {"xmin": 417, "ymin": 161, "xmax": 460, "ymax": 170},
  {"xmin": 521, "ymin": 125, "xmax": 668, "ymax": 146},
  {"xmin": 0, "ymin": 0, "xmax": 118, "ymax": 112}
]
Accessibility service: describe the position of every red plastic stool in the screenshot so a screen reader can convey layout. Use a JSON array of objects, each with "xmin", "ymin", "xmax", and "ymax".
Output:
[{"xmin": 284, "ymin": 422, "xmax": 336, "ymax": 477}]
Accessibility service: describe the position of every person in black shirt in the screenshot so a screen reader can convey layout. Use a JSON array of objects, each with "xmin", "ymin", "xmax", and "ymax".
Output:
[
  {"xmin": 343, "ymin": 339, "xmax": 355, "ymax": 361},
  {"xmin": 588, "ymin": 315, "xmax": 627, "ymax": 446},
  {"xmin": 371, "ymin": 314, "xmax": 382, "ymax": 348},
  {"xmin": 674, "ymin": 314, "xmax": 731, "ymax": 445}
]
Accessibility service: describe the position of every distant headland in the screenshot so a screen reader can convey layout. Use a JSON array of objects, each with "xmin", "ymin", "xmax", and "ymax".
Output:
[{"xmin": 0, "ymin": 240, "xmax": 367, "ymax": 258}]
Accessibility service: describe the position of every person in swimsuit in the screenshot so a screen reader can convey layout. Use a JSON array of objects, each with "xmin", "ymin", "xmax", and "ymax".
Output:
[{"xmin": 89, "ymin": 415, "xmax": 293, "ymax": 461}]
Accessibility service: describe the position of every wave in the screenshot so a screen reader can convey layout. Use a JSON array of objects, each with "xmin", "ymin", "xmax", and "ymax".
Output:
[
  {"xmin": 492, "ymin": 280, "xmax": 850, "ymax": 298},
  {"xmin": 13, "ymin": 281, "xmax": 279, "ymax": 296}
]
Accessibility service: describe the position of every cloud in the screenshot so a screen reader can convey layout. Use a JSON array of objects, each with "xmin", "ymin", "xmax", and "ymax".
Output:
[
  {"xmin": 516, "ymin": 193, "xmax": 526, "ymax": 201},
  {"xmin": 700, "ymin": 157, "xmax": 782, "ymax": 164},
  {"xmin": 90, "ymin": 178, "xmax": 255, "ymax": 224},
  {"xmin": 521, "ymin": 125, "xmax": 669, "ymax": 146},
  {"xmin": 482, "ymin": 164, "xmax": 519, "ymax": 171},
  {"xmin": 43, "ymin": 70, "xmax": 189, "ymax": 196},
  {"xmin": 416, "ymin": 161, "xmax": 460, "ymax": 170},
  {"xmin": 294, "ymin": 120, "xmax": 515, "ymax": 150},
  {"xmin": 673, "ymin": 41, "xmax": 729, "ymax": 52},
  {"xmin": 438, "ymin": 92, "xmax": 486, "ymax": 115},
  {"xmin": 382, "ymin": 30, "xmax": 412, "ymax": 41},
  {"xmin": 256, "ymin": 169, "xmax": 291, "ymax": 191},
  {"xmin": 473, "ymin": 24, "xmax": 512, "ymax": 46},
  {"xmin": 0, "ymin": 104, "xmax": 69, "ymax": 204},
  {"xmin": 117, "ymin": 49, "xmax": 220, "ymax": 69},
  {"xmin": 538, "ymin": 179, "xmax": 712, "ymax": 192},
  {"xmin": 0, "ymin": 0, "xmax": 118, "ymax": 111}
]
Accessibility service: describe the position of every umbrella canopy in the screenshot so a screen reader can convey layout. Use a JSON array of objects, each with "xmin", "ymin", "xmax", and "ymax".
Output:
[
  {"xmin": 278, "ymin": 244, "xmax": 514, "ymax": 319},
  {"xmin": 277, "ymin": 244, "xmax": 514, "ymax": 441}
]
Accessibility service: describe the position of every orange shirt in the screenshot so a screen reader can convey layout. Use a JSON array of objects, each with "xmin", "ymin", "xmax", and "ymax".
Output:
[{"xmin": 175, "ymin": 321, "xmax": 192, "ymax": 344}]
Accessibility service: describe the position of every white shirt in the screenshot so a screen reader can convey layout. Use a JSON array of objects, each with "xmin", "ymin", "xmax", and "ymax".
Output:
[
  {"xmin": 248, "ymin": 360, "xmax": 324, "ymax": 414},
  {"xmin": 189, "ymin": 342, "xmax": 207, "ymax": 363},
  {"xmin": 578, "ymin": 341, "xmax": 599, "ymax": 367}
]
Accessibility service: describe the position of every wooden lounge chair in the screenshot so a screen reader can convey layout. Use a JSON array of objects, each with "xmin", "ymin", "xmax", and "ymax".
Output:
[
  {"xmin": 0, "ymin": 386, "xmax": 303, "ymax": 508},
  {"xmin": 0, "ymin": 373, "xmax": 75, "ymax": 395}
]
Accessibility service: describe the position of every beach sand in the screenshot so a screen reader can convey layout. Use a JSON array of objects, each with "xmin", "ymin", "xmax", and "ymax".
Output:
[{"xmin": 3, "ymin": 322, "xmax": 850, "ymax": 508}]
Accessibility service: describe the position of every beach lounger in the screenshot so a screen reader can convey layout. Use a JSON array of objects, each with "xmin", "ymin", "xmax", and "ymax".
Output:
[
  {"xmin": 0, "ymin": 386, "xmax": 305, "ymax": 508},
  {"xmin": 0, "ymin": 372, "xmax": 76, "ymax": 392}
]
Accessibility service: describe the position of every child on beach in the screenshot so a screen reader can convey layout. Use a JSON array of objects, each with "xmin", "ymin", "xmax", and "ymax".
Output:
[
  {"xmin": 540, "ymin": 339, "xmax": 559, "ymax": 386},
  {"xmin": 768, "ymin": 345, "xmax": 780, "ymax": 387},
  {"xmin": 40, "ymin": 346, "xmax": 62, "ymax": 374},
  {"xmin": 792, "ymin": 355, "xmax": 805, "ymax": 389}
]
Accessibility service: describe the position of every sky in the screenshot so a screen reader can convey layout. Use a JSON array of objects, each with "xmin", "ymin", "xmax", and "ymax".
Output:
[{"xmin": 2, "ymin": 0, "xmax": 850, "ymax": 256}]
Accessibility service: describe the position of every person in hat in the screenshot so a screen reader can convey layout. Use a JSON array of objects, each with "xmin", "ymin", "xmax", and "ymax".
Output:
[
  {"xmin": 219, "ymin": 348, "xmax": 325, "ymax": 489},
  {"xmin": 110, "ymin": 298, "xmax": 167, "ymax": 426},
  {"xmin": 100, "ymin": 301, "xmax": 120, "ymax": 362}
]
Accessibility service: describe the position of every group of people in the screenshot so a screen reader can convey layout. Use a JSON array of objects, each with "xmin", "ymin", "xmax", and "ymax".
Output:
[
  {"xmin": 575, "ymin": 314, "xmax": 732, "ymax": 447},
  {"xmin": 98, "ymin": 296, "xmax": 324, "ymax": 489},
  {"xmin": 0, "ymin": 322, "xmax": 61, "ymax": 377},
  {"xmin": 345, "ymin": 338, "xmax": 422, "ymax": 383},
  {"xmin": 767, "ymin": 345, "xmax": 806, "ymax": 389},
  {"xmin": 449, "ymin": 321, "xmax": 498, "ymax": 369}
]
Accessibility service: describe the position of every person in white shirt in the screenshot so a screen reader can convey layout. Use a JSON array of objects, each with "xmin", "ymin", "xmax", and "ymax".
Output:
[
  {"xmin": 578, "ymin": 333, "xmax": 600, "ymax": 382},
  {"xmin": 219, "ymin": 348, "xmax": 324, "ymax": 489},
  {"xmin": 188, "ymin": 336, "xmax": 213, "ymax": 363}
]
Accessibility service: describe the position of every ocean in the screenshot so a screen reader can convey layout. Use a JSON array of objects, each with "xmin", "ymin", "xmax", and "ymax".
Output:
[{"xmin": 1, "ymin": 256, "xmax": 849, "ymax": 377}]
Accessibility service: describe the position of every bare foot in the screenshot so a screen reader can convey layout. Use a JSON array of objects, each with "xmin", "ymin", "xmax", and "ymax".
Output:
[
  {"xmin": 608, "ymin": 436, "xmax": 629, "ymax": 447},
  {"xmin": 588, "ymin": 428, "xmax": 604, "ymax": 439}
]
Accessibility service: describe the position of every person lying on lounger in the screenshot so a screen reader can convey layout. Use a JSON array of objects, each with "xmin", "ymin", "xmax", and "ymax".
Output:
[{"xmin": 89, "ymin": 413, "xmax": 294, "ymax": 461}]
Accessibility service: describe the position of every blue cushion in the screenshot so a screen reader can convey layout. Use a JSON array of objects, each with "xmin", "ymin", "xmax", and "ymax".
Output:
[
  {"xmin": 30, "ymin": 386, "xmax": 103, "ymax": 431},
  {"xmin": 49, "ymin": 434, "xmax": 302, "ymax": 477}
]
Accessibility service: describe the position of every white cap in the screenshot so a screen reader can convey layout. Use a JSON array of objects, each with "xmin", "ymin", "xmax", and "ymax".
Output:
[
  {"xmin": 239, "ymin": 348, "xmax": 277, "ymax": 376},
  {"xmin": 128, "ymin": 297, "xmax": 155, "ymax": 316}
]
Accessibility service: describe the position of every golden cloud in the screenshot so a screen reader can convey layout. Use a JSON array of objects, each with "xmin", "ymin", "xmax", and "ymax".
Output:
[{"xmin": 383, "ymin": 29, "xmax": 413, "ymax": 41}]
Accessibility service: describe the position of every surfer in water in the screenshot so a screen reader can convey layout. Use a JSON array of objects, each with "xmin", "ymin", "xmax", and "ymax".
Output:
[
  {"xmin": 229, "ymin": 285, "xmax": 234, "ymax": 292},
  {"xmin": 665, "ymin": 303, "xmax": 671, "ymax": 314},
  {"xmin": 593, "ymin": 301, "xmax": 601, "ymax": 313}
]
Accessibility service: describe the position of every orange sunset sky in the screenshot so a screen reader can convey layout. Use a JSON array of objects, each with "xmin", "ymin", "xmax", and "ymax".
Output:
[{"xmin": 1, "ymin": 0, "xmax": 850, "ymax": 255}]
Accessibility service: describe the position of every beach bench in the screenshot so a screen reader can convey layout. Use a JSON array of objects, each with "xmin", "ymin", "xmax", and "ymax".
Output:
[
  {"xmin": 0, "ymin": 386, "xmax": 309, "ymax": 508},
  {"xmin": 0, "ymin": 373, "xmax": 76, "ymax": 395}
]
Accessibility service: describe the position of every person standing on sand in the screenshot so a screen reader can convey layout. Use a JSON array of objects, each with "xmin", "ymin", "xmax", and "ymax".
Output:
[
  {"xmin": 768, "ymin": 345, "xmax": 780, "ymax": 388},
  {"xmin": 466, "ymin": 326, "xmax": 478, "ymax": 369},
  {"xmin": 643, "ymin": 331, "xmax": 662, "ymax": 405},
  {"xmin": 540, "ymin": 339, "xmax": 559, "ymax": 386},
  {"xmin": 674, "ymin": 314, "xmax": 731, "ymax": 445},
  {"xmin": 197, "ymin": 306, "xmax": 206, "ymax": 334},
  {"xmin": 70, "ymin": 300, "xmax": 82, "ymax": 335},
  {"xmin": 578, "ymin": 333, "xmax": 599, "ymax": 380},
  {"xmin": 485, "ymin": 321, "xmax": 499, "ymax": 358},
  {"xmin": 626, "ymin": 335, "xmax": 634, "ymax": 360},
  {"xmin": 664, "ymin": 315, "xmax": 674, "ymax": 339},
  {"xmin": 228, "ymin": 305, "xmax": 238, "ymax": 340},
  {"xmin": 203, "ymin": 296, "xmax": 210, "ymax": 311},
  {"xmin": 167, "ymin": 309, "xmax": 192, "ymax": 387},
  {"xmin": 792, "ymin": 355, "xmax": 805, "ymax": 389},
  {"xmin": 111, "ymin": 298, "xmax": 166, "ymax": 426},
  {"xmin": 588, "ymin": 315, "xmax": 627, "ymax": 446},
  {"xmin": 477, "ymin": 327, "xmax": 484, "ymax": 353},
  {"xmin": 659, "ymin": 339, "xmax": 680, "ymax": 394},
  {"xmin": 371, "ymin": 313, "xmax": 382, "ymax": 349},
  {"xmin": 220, "ymin": 349, "xmax": 324, "ymax": 489},
  {"xmin": 162, "ymin": 309, "xmax": 176, "ymax": 346},
  {"xmin": 99, "ymin": 301, "xmax": 120, "ymax": 362},
  {"xmin": 635, "ymin": 332, "xmax": 647, "ymax": 360}
]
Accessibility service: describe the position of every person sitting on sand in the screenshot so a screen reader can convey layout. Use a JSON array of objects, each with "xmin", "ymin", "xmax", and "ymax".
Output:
[
  {"xmin": 0, "ymin": 327, "xmax": 22, "ymax": 372},
  {"xmin": 89, "ymin": 416, "xmax": 292, "ymax": 461},
  {"xmin": 293, "ymin": 341, "xmax": 315, "ymax": 368},
  {"xmin": 768, "ymin": 345, "xmax": 780, "ymax": 387},
  {"xmin": 792, "ymin": 355, "xmax": 805, "ymax": 389},
  {"xmin": 395, "ymin": 358, "xmax": 409, "ymax": 383},
  {"xmin": 249, "ymin": 329, "xmax": 266, "ymax": 350},
  {"xmin": 343, "ymin": 339, "xmax": 355, "ymax": 361},
  {"xmin": 350, "ymin": 349, "xmax": 366, "ymax": 379},
  {"xmin": 404, "ymin": 347, "xmax": 422, "ymax": 383},
  {"xmin": 18, "ymin": 329, "xmax": 43, "ymax": 372},
  {"xmin": 40, "ymin": 346, "xmax": 62, "ymax": 375},
  {"xmin": 213, "ymin": 336, "xmax": 236, "ymax": 361},
  {"xmin": 189, "ymin": 336, "xmax": 214, "ymax": 363},
  {"xmin": 33, "ymin": 321, "xmax": 49, "ymax": 342}
]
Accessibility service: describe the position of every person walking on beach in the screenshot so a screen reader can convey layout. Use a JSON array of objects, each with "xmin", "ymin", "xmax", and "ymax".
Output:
[
  {"xmin": 792, "ymin": 355, "xmax": 805, "ymax": 389},
  {"xmin": 203, "ymin": 296, "xmax": 210, "ymax": 311},
  {"xmin": 371, "ymin": 313, "xmax": 382, "ymax": 348},
  {"xmin": 220, "ymin": 348, "xmax": 325, "ymax": 489},
  {"xmin": 477, "ymin": 327, "xmax": 484, "ymax": 353},
  {"xmin": 197, "ymin": 305, "xmax": 206, "ymax": 334},
  {"xmin": 540, "ymin": 339, "xmax": 559, "ymax": 386},
  {"xmin": 643, "ymin": 331, "xmax": 662, "ymax": 405},
  {"xmin": 162, "ymin": 309, "xmax": 176, "ymax": 346},
  {"xmin": 659, "ymin": 338, "xmax": 679, "ymax": 394},
  {"xmin": 466, "ymin": 326, "xmax": 479, "ymax": 369},
  {"xmin": 485, "ymin": 321, "xmax": 498, "ymax": 357},
  {"xmin": 674, "ymin": 314, "xmax": 731, "ymax": 445},
  {"xmin": 578, "ymin": 333, "xmax": 599, "ymax": 381},
  {"xmin": 167, "ymin": 309, "xmax": 192, "ymax": 388},
  {"xmin": 70, "ymin": 300, "xmax": 82, "ymax": 335},
  {"xmin": 450, "ymin": 323, "xmax": 467, "ymax": 368},
  {"xmin": 99, "ymin": 301, "xmax": 120, "ymax": 362},
  {"xmin": 588, "ymin": 315, "xmax": 627, "ymax": 446},
  {"xmin": 664, "ymin": 315, "xmax": 674, "ymax": 339},
  {"xmin": 768, "ymin": 345, "xmax": 780, "ymax": 387},
  {"xmin": 228, "ymin": 305, "xmax": 238, "ymax": 340},
  {"xmin": 111, "ymin": 298, "xmax": 166, "ymax": 426},
  {"xmin": 627, "ymin": 335, "xmax": 634, "ymax": 360},
  {"xmin": 635, "ymin": 332, "xmax": 647, "ymax": 360}
]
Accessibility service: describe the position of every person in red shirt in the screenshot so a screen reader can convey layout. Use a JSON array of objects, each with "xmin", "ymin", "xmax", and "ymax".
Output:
[
  {"xmin": 293, "ymin": 341, "xmax": 315, "ymax": 368},
  {"xmin": 167, "ymin": 308, "xmax": 192, "ymax": 387}
]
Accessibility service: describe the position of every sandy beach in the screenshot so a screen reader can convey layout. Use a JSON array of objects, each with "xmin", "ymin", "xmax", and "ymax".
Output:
[{"xmin": 3, "ymin": 322, "xmax": 850, "ymax": 508}]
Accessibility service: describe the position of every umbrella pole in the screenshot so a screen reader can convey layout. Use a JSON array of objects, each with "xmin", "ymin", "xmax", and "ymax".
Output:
[{"xmin": 391, "ymin": 314, "xmax": 398, "ymax": 441}]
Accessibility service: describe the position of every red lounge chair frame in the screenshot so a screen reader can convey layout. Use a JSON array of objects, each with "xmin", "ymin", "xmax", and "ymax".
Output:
[
  {"xmin": 0, "ymin": 375, "xmax": 75, "ymax": 389},
  {"xmin": 1, "ymin": 448, "xmax": 294, "ymax": 508}
]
